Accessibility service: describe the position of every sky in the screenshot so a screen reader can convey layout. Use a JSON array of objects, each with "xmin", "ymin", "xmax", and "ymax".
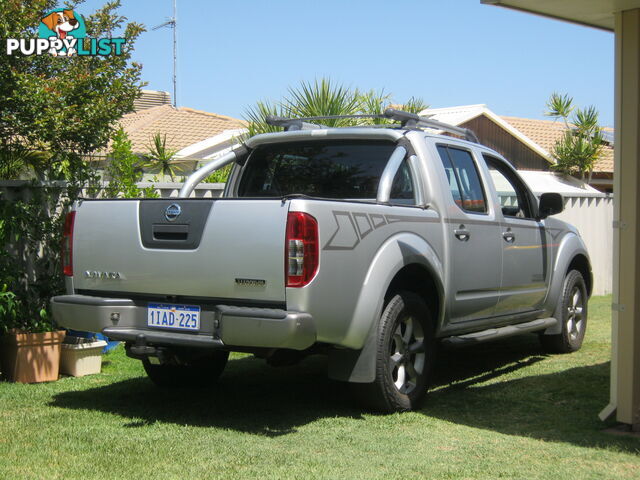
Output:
[{"xmin": 79, "ymin": 0, "xmax": 615, "ymax": 126}]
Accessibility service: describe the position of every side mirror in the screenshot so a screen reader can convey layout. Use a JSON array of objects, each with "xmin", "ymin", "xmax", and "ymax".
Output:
[{"xmin": 538, "ymin": 192, "xmax": 563, "ymax": 219}]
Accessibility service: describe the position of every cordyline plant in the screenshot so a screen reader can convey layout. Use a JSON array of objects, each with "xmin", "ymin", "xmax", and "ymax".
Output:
[
  {"xmin": 545, "ymin": 92, "xmax": 605, "ymax": 182},
  {"xmin": 0, "ymin": 0, "xmax": 144, "ymax": 333},
  {"xmin": 143, "ymin": 132, "xmax": 185, "ymax": 181}
]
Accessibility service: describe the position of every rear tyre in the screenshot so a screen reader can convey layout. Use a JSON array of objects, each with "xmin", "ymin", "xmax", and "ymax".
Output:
[
  {"xmin": 143, "ymin": 350, "xmax": 229, "ymax": 388},
  {"xmin": 540, "ymin": 269, "xmax": 588, "ymax": 353},
  {"xmin": 353, "ymin": 291, "xmax": 437, "ymax": 413}
]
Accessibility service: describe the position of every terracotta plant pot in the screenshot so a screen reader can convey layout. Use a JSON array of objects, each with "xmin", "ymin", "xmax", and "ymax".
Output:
[{"xmin": 0, "ymin": 330, "xmax": 66, "ymax": 383}]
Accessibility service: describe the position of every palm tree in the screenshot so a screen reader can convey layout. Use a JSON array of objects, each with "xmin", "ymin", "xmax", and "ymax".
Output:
[
  {"xmin": 545, "ymin": 92, "xmax": 605, "ymax": 182},
  {"xmin": 285, "ymin": 79, "xmax": 363, "ymax": 126},
  {"xmin": 402, "ymin": 96, "xmax": 430, "ymax": 115},
  {"xmin": 0, "ymin": 144, "xmax": 51, "ymax": 180},
  {"xmin": 244, "ymin": 78, "xmax": 428, "ymax": 136}
]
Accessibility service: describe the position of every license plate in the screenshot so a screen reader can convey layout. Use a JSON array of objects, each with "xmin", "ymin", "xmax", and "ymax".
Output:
[{"xmin": 147, "ymin": 303, "xmax": 200, "ymax": 331}]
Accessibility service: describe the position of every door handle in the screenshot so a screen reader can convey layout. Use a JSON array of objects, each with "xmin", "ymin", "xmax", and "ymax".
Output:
[
  {"xmin": 454, "ymin": 225, "xmax": 470, "ymax": 241},
  {"xmin": 152, "ymin": 224, "xmax": 189, "ymax": 241},
  {"xmin": 502, "ymin": 228, "xmax": 515, "ymax": 243}
]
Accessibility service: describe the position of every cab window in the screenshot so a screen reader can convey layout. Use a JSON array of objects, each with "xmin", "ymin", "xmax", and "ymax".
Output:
[
  {"xmin": 389, "ymin": 158, "xmax": 417, "ymax": 205},
  {"xmin": 238, "ymin": 140, "xmax": 397, "ymax": 199},
  {"xmin": 484, "ymin": 155, "xmax": 535, "ymax": 219},
  {"xmin": 437, "ymin": 145, "xmax": 487, "ymax": 213}
]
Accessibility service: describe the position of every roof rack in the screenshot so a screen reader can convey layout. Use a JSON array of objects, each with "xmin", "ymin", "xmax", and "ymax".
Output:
[
  {"xmin": 264, "ymin": 108, "xmax": 479, "ymax": 143},
  {"xmin": 385, "ymin": 109, "xmax": 480, "ymax": 143}
]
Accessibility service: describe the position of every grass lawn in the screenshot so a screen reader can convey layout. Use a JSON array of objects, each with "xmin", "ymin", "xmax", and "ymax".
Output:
[{"xmin": 0, "ymin": 295, "xmax": 638, "ymax": 479}]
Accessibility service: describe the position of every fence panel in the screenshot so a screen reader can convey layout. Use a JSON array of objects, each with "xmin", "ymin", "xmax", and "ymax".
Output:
[{"xmin": 555, "ymin": 194, "xmax": 613, "ymax": 295}]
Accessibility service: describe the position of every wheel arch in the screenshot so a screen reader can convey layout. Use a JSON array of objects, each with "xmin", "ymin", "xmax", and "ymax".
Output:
[
  {"xmin": 328, "ymin": 233, "xmax": 443, "ymax": 383},
  {"xmin": 543, "ymin": 233, "xmax": 592, "ymax": 335},
  {"xmin": 568, "ymin": 253, "xmax": 593, "ymax": 298},
  {"xmin": 385, "ymin": 263, "xmax": 443, "ymax": 333}
]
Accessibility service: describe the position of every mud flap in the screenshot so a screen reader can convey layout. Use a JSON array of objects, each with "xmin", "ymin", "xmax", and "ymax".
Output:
[
  {"xmin": 542, "ymin": 317, "xmax": 562, "ymax": 335},
  {"xmin": 327, "ymin": 323, "xmax": 378, "ymax": 383}
]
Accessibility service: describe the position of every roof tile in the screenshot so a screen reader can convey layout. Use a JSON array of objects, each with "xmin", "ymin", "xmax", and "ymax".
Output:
[
  {"xmin": 501, "ymin": 115, "xmax": 613, "ymax": 173},
  {"xmin": 108, "ymin": 105, "xmax": 245, "ymax": 155}
]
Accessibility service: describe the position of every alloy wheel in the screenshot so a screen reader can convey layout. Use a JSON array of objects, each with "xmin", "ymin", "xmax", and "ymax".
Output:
[
  {"xmin": 388, "ymin": 315, "xmax": 426, "ymax": 394},
  {"xmin": 566, "ymin": 286, "xmax": 584, "ymax": 342}
]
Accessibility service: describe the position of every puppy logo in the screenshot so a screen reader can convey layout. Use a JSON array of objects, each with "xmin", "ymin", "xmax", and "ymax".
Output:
[
  {"xmin": 38, "ymin": 9, "xmax": 86, "ymax": 56},
  {"xmin": 5, "ymin": 8, "xmax": 124, "ymax": 57}
]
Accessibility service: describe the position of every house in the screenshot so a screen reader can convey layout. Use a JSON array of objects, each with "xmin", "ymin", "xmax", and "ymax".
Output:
[
  {"xmin": 420, "ymin": 104, "xmax": 614, "ymax": 192},
  {"xmin": 95, "ymin": 90, "xmax": 245, "ymax": 179}
]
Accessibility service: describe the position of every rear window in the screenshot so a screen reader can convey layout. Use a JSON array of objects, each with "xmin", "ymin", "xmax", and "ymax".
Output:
[{"xmin": 237, "ymin": 140, "xmax": 398, "ymax": 199}]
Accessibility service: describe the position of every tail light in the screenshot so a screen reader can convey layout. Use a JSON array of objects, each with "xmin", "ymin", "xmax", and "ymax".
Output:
[
  {"xmin": 62, "ymin": 211, "xmax": 75, "ymax": 276},
  {"xmin": 285, "ymin": 212, "xmax": 319, "ymax": 287}
]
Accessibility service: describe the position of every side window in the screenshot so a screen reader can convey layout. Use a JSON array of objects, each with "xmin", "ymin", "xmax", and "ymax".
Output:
[
  {"xmin": 437, "ymin": 145, "xmax": 487, "ymax": 213},
  {"xmin": 437, "ymin": 145, "xmax": 463, "ymax": 207},
  {"xmin": 484, "ymin": 155, "xmax": 534, "ymax": 219},
  {"xmin": 389, "ymin": 159, "xmax": 416, "ymax": 205}
]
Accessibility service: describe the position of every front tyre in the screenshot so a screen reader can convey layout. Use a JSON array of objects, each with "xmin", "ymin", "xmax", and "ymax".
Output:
[
  {"xmin": 541, "ymin": 269, "xmax": 588, "ymax": 353},
  {"xmin": 354, "ymin": 291, "xmax": 437, "ymax": 413},
  {"xmin": 143, "ymin": 350, "xmax": 229, "ymax": 388}
]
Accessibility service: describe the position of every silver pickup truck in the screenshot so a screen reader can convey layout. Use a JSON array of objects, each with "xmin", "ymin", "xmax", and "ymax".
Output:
[{"xmin": 52, "ymin": 109, "xmax": 592, "ymax": 412}]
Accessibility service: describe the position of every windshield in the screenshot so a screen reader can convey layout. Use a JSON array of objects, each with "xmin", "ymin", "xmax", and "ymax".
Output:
[{"xmin": 237, "ymin": 140, "xmax": 398, "ymax": 199}]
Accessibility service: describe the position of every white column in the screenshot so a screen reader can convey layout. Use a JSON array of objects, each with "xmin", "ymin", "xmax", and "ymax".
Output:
[{"xmin": 607, "ymin": 8, "xmax": 640, "ymax": 429}]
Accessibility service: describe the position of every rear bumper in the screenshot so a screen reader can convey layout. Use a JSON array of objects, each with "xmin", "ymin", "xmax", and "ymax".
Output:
[{"xmin": 51, "ymin": 294, "xmax": 316, "ymax": 351}]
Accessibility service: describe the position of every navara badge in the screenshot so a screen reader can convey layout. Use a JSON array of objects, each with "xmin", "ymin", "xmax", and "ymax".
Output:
[{"xmin": 165, "ymin": 203, "xmax": 181, "ymax": 222}]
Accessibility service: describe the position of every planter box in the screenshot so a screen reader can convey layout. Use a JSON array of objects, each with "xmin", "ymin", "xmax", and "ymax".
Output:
[
  {"xmin": 67, "ymin": 329, "xmax": 119, "ymax": 353},
  {"xmin": 60, "ymin": 339, "xmax": 108, "ymax": 377},
  {"xmin": 0, "ymin": 331, "xmax": 66, "ymax": 383}
]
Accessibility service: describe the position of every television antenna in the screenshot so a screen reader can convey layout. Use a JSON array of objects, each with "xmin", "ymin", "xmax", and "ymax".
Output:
[{"xmin": 152, "ymin": 0, "xmax": 178, "ymax": 107}]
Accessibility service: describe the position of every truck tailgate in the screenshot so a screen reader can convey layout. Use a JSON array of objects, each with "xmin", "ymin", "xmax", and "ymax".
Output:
[{"xmin": 71, "ymin": 199, "xmax": 287, "ymax": 303}]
